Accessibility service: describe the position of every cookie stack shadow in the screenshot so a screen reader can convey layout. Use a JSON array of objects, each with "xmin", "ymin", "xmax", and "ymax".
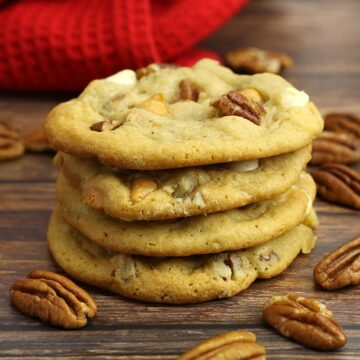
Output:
[{"xmin": 45, "ymin": 60, "xmax": 323, "ymax": 304}]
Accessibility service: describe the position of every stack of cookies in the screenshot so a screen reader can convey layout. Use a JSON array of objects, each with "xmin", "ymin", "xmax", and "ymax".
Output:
[{"xmin": 45, "ymin": 59, "xmax": 323, "ymax": 304}]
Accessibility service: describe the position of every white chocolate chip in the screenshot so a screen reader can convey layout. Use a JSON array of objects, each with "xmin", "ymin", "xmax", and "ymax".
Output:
[
  {"xmin": 193, "ymin": 191, "xmax": 205, "ymax": 206},
  {"xmin": 106, "ymin": 69, "xmax": 137, "ymax": 86},
  {"xmin": 280, "ymin": 87, "xmax": 309, "ymax": 108},
  {"xmin": 224, "ymin": 159, "xmax": 259, "ymax": 172},
  {"xmin": 302, "ymin": 189, "xmax": 313, "ymax": 216}
]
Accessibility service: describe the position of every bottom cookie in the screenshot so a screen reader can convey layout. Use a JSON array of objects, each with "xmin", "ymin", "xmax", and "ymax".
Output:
[{"xmin": 48, "ymin": 208, "xmax": 316, "ymax": 304}]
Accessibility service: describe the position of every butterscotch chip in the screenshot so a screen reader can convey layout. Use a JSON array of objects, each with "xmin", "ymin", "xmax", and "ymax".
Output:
[
  {"xmin": 10, "ymin": 270, "xmax": 96, "ymax": 328},
  {"xmin": 135, "ymin": 93, "xmax": 168, "ymax": 115},
  {"xmin": 240, "ymin": 88, "xmax": 263, "ymax": 103},
  {"xmin": 130, "ymin": 177, "xmax": 158, "ymax": 203}
]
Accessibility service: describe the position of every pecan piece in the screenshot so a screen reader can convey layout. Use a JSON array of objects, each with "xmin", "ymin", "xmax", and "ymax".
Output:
[
  {"xmin": 135, "ymin": 63, "xmax": 175, "ymax": 80},
  {"xmin": 172, "ymin": 173, "xmax": 199, "ymax": 198},
  {"xmin": 0, "ymin": 121, "xmax": 25, "ymax": 161},
  {"xmin": 225, "ymin": 47, "xmax": 293, "ymax": 74},
  {"xmin": 314, "ymin": 236, "xmax": 360, "ymax": 290},
  {"xmin": 311, "ymin": 163, "xmax": 360, "ymax": 209},
  {"xmin": 262, "ymin": 294, "xmax": 347, "ymax": 350},
  {"xmin": 311, "ymin": 131, "xmax": 360, "ymax": 165},
  {"xmin": 90, "ymin": 119, "xmax": 124, "ymax": 132},
  {"xmin": 179, "ymin": 79, "xmax": 200, "ymax": 102},
  {"xmin": 324, "ymin": 113, "xmax": 360, "ymax": 139},
  {"xmin": 23, "ymin": 127, "xmax": 54, "ymax": 152},
  {"xmin": 212, "ymin": 91, "xmax": 266, "ymax": 125},
  {"xmin": 130, "ymin": 177, "xmax": 158, "ymax": 203},
  {"xmin": 10, "ymin": 270, "xmax": 96, "ymax": 328},
  {"xmin": 136, "ymin": 65, "xmax": 158, "ymax": 80},
  {"xmin": 177, "ymin": 331, "xmax": 265, "ymax": 360}
]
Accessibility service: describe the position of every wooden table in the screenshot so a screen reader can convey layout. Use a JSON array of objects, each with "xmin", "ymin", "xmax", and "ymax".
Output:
[{"xmin": 1, "ymin": 0, "xmax": 359, "ymax": 358}]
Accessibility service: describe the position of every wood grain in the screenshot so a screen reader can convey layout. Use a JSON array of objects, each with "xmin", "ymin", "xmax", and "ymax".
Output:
[{"xmin": 0, "ymin": 0, "xmax": 359, "ymax": 359}]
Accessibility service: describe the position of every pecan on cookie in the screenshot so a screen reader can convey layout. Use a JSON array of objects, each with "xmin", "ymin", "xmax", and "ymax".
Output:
[{"xmin": 211, "ymin": 90, "xmax": 266, "ymax": 125}]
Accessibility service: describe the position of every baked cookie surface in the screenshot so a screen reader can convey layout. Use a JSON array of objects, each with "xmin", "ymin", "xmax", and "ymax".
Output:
[
  {"xmin": 58, "ymin": 146, "xmax": 311, "ymax": 221},
  {"xmin": 48, "ymin": 209, "xmax": 316, "ymax": 304},
  {"xmin": 56, "ymin": 172, "xmax": 316, "ymax": 256},
  {"xmin": 45, "ymin": 59, "xmax": 323, "ymax": 170}
]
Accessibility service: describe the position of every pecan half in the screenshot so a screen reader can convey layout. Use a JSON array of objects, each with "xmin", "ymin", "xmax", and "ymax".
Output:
[
  {"xmin": 90, "ymin": 119, "xmax": 124, "ymax": 132},
  {"xmin": 212, "ymin": 91, "xmax": 266, "ymax": 125},
  {"xmin": 324, "ymin": 113, "xmax": 360, "ymax": 139},
  {"xmin": 311, "ymin": 131, "xmax": 360, "ymax": 165},
  {"xmin": 177, "ymin": 331, "xmax": 265, "ymax": 360},
  {"xmin": 311, "ymin": 163, "xmax": 360, "ymax": 209},
  {"xmin": 225, "ymin": 47, "xmax": 293, "ymax": 74},
  {"xmin": 179, "ymin": 79, "xmax": 200, "ymax": 102},
  {"xmin": 314, "ymin": 236, "xmax": 360, "ymax": 290},
  {"xmin": 23, "ymin": 127, "xmax": 54, "ymax": 152},
  {"xmin": 10, "ymin": 270, "xmax": 97, "ymax": 328},
  {"xmin": 0, "ymin": 121, "xmax": 25, "ymax": 161},
  {"xmin": 262, "ymin": 294, "xmax": 347, "ymax": 350}
]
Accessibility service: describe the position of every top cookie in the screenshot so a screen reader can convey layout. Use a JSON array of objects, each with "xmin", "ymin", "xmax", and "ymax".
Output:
[{"xmin": 45, "ymin": 59, "xmax": 323, "ymax": 170}]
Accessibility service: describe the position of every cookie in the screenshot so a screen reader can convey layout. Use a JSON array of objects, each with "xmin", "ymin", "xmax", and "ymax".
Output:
[
  {"xmin": 56, "ymin": 171, "xmax": 316, "ymax": 256},
  {"xmin": 45, "ymin": 59, "xmax": 323, "ymax": 170},
  {"xmin": 48, "ymin": 208, "xmax": 316, "ymax": 304},
  {"xmin": 58, "ymin": 146, "xmax": 311, "ymax": 221}
]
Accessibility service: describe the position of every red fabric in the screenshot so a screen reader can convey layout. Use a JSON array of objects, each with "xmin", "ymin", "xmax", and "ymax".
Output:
[{"xmin": 0, "ymin": 0, "xmax": 248, "ymax": 92}]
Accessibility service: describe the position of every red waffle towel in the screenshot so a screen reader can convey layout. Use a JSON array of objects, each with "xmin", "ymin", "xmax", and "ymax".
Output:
[{"xmin": 0, "ymin": 0, "xmax": 248, "ymax": 92}]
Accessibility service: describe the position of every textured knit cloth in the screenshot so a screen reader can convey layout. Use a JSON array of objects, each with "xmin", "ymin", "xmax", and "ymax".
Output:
[{"xmin": 0, "ymin": 0, "xmax": 248, "ymax": 92}]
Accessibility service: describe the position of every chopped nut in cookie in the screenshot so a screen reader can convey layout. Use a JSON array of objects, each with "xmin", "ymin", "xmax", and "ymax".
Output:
[
  {"xmin": 90, "ymin": 119, "xmax": 124, "ymax": 132},
  {"xmin": 179, "ymin": 79, "xmax": 201, "ymax": 102},
  {"xmin": 172, "ymin": 173, "xmax": 199, "ymax": 198}
]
